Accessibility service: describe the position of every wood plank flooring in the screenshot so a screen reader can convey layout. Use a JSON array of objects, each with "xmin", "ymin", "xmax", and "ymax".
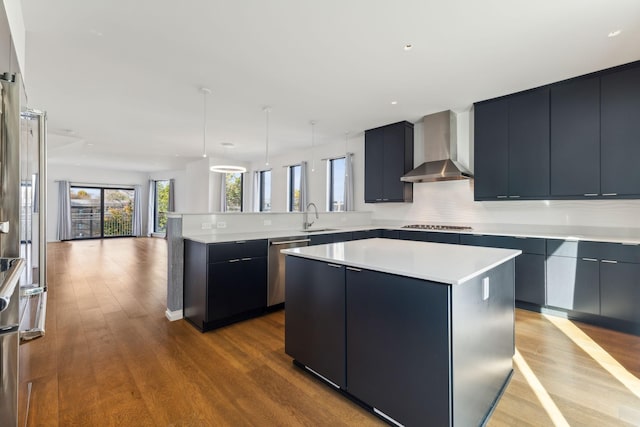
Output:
[{"xmin": 18, "ymin": 238, "xmax": 640, "ymax": 426}]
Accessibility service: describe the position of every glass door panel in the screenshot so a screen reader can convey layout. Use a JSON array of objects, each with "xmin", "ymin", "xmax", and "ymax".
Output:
[
  {"xmin": 70, "ymin": 187, "xmax": 102, "ymax": 239},
  {"xmin": 104, "ymin": 189, "xmax": 134, "ymax": 237}
]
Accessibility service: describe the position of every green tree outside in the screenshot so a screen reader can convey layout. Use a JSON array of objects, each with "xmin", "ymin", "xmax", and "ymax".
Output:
[
  {"xmin": 225, "ymin": 173, "xmax": 243, "ymax": 212},
  {"xmin": 156, "ymin": 181, "xmax": 170, "ymax": 232}
]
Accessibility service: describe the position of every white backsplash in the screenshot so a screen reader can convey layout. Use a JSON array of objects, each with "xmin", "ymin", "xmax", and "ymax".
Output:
[
  {"xmin": 368, "ymin": 179, "xmax": 640, "ymax": 228},
  {"xmin": 180, "ymin": 211, "xmax": 373, "ymax": 236}
]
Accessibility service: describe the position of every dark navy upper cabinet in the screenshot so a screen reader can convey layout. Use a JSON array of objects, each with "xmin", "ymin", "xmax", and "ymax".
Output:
[
  {"xmin": 601, "ymin": 65, "xmax": 640, "ymax": 196},
  {"xmin": 474, "ymin": 99, "xmax": 509, "ymax": 199},
  {"xmin": 474, "ymin": 88, "xmax": 550, "ymax": 200},
  {"xmin": 364, "ymin": 121, "xmax": 413, "ymax": 203},
  {"xmin": 475, "ymin": 60, "xmax": 640, "ymax": 201},
  {"xmin": 550, "ymin": 77, "xmax": 600, "ymax": 197},
  {"xmin": 508, "ymin": 87, "xmax": 550, "ymax": 198}
]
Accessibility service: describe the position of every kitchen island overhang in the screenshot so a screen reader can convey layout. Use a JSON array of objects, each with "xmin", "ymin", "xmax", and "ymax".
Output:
[{"xmin": 282, "ymin": 238, "xmax": 521, "ymax": 427}]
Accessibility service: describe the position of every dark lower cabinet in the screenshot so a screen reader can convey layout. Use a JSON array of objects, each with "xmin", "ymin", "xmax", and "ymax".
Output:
[
  {"xmin": 284, "ymin": 257, "xmax": 346, "ymax": 388},
  {"xmin": 380, "ymin": 229, "xmax": 399, "ymax": 239},
  {"xmin": 183, "ymin": 238, "xmax": 268, "ymax": 332},
  {"xmin": 208, "ymin": 257, "xmax": 267, "ymax": 321},
  {"xmin": 346, "ymin": 268, "xmax": 450, "ymax": 426},
  {"xmin": 515, "ymin": 254, "xmax": 546, "ymax": 306},
  {"xmin": 600, "ymin": 261, "xmax": 640, "ymax": 324},
  {"xmin": 546, "ymin": 256, "xmax": 600, "ymax": 315}
]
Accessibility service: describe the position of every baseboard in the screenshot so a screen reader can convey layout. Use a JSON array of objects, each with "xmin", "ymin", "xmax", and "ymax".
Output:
[{"xmin": 165, "ymin": 308, "xmax": 183, "ymax": 321}]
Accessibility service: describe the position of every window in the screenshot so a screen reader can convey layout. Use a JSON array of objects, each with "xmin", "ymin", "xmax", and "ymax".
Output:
[
  {"xmin": 70, "ymin": 186, "xmax": 135, "ymax": 239},
  {"xmin": 328, "ymin": 157, "xmax": 346, "ymax": 211},
  {"xmin": 154, "ymin": 180, "xmax": 170, "ymax": 233},
  {"xmin": 288, "ymin": 164, "xmax": 301, "ymax": 212},
  {"xmin": 259, "ymin": 170, "xmax": 271, "ymax": 212},
  {"xmin": 225, "ymin": 172, "xmax": 243, "ymax": 212}
]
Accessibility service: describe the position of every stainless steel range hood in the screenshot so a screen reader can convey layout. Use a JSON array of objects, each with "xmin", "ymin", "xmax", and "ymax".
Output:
[{"xmin": 401, "ymin": 110, "xmax": 472, "ymax": 183}]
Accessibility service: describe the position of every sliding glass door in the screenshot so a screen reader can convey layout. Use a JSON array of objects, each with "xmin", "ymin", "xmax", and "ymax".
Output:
[{"xmin": 70, "ymin": 186, "xmax": 134, "ymax": 239}]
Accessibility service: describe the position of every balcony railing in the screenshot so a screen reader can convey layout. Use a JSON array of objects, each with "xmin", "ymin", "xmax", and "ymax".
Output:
[{"xmin": 71, "ymin": 208, "xmax": 132, "ymax": 239}]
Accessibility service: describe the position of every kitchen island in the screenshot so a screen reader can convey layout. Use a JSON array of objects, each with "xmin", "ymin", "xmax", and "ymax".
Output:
[{"xmin": 283, "ymin": 238, "xmax": 521, "ymax": 427}]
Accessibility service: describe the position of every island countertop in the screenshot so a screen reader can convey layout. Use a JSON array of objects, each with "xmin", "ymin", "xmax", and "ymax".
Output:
[{"xmin": 281, "ymin": 238, "xmax": 521, "ymax": 285}]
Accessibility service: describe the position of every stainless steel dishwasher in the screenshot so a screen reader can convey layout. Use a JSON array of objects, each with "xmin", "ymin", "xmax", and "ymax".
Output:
[{"xmin": 268, "ymin": 236, "xmax": 310, "ymax": 307}]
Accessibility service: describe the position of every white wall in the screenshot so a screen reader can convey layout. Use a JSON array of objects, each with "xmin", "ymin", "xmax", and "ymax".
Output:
[{"xmin": 47, "ymin": 164, "xmax": 149, "ymax": 241}]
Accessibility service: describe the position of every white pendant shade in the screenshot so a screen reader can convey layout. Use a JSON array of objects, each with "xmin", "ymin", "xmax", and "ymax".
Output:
[{"xmin": 210, "ymin": 165, "xmax": 247, "ymax": 173}]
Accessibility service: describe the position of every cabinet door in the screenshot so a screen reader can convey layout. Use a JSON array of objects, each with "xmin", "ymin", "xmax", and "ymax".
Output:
[
  {"xmin": 346, "ymin": 268, "xmax": 450, "ymax": 426},
  {"xmin": 364, "ymin": 128, "xmax": 384, "ymax": 202},
  {"xmin": 381, "ymin": 229, "xmax": 399, "ymax": 239},
  {"xmin": 382, "ymin": 123, "xmax": 407, "ymax": 202},
  {"xmin": 508, "ymin": 88, "xmax": 550, "ymax": 198},
  {"xmin": 208, "ymin": 257, "xmax": 267, "ymax": 321},
  {"xmin": 474, "ymin": 99, "xmax": 509, "ymax": 199},
  {"xmin": 601, "ymin": 65, "xmax": 640, "ymax": 196},
  {"xmin": 550, "ymin": 77, "xmax": 600, "ymax": 196},
  {"xmin": 546, "ymin": 256, "xmax": 599, "ymax": 315},
  {"xmin": 600, "ymin": 261, "xmax": 640, "ymax": 324},
  {"xmin": 515, "ymin": 254, "xmax": 545, "ymax": 305},
  {"xmin": 285, "ymin": 257, "xmax": 346, "ymax": 388}
]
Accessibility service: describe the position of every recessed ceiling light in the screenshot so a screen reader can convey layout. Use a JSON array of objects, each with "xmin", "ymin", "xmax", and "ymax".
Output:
[
  {"xmin": 221, "ymin": 142, "xmax": 235, "ymax": 148},
  {"xmin": 391, "ymin": 101, "xmax": 398, "ymax": 105},
  {"xmin": 86, "ymin": 143, "xmax": 94, "ymax": 146},
  {"xmin": 608, "ymin": 29, "xmax": 622, "ymax": 38},
  {"xmin": 89, "ymin": 29, "xmax": 103, "ymax": 37},
  {"xmin": 403, "ymin": 44, "xmax": 413, "ymax": 51}
]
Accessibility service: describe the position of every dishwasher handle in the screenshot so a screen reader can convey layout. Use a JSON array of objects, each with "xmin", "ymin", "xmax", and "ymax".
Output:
[{"xmin": 270, "ymin": 239, "xmax": 311, "ymax": 246}]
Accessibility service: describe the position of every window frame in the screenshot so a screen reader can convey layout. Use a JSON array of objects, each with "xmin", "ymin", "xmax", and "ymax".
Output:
[
  {"xmin": 258, "ymin": 169, "xmax": 272, "ymax": 212},
  {"xmin": 287, "ymin": 164, "xmax": 301, "ymax": 212},
  {"xmin": 69, "ymin": 185, "xmax": 135, "ymax": 240},
  {"xmin": 154, "ymin": 179, "xmax": 170, "ymax": 233},
  {"xmin": 328, "ymin": 156, "xmax": 346, "ymax": 212}
]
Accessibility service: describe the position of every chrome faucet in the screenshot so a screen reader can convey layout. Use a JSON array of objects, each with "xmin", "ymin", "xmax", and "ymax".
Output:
[{"xmin": 303, "ymin": 202, "xmax": 319, "ymax": 230}]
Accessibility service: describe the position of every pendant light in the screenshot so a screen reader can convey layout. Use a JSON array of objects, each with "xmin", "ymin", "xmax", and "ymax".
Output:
[
  {"xmin": 203, "ymin": 88, "xmax": 246, "ymax": 173},
  {"xmin": 263, "ymin": 106, "xmax": 271, "ymax": 166},
  {"xmin": 200, "ymin": 87, "xmax": 211, "ymax": 157},
  {"xmin": 310, "ymin": 120, "xmax": 316, "ymax": 172}
]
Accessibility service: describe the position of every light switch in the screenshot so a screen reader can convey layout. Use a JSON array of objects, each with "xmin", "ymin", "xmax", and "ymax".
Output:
[{"xmin": 482, "ymin": 277, "xmax": 490, "ymax": 301}]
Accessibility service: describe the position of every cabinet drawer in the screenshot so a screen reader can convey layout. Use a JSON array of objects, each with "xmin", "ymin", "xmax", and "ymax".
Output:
[
  {"xmin": 208, "ymin": 239, "xmax": 268, "ymax": 263},
  {"xmin": 461, "ymin": 234, "xmax": 545, "ymax": 255},
  {"xmin": 547, "ymin": 239, "xmax": 640, "ymax": 262},
  {"xmin": 351, "ymin": 229, "xmax": 382, "ymax": 240},
  {"xmin": 597, "ymin": 242, "xmax": 640, "ymax": 264},
  {"xmin": 546, "ymin": 239, "xmax": 600, "ymax": 259},
  {"xmin": 398, "ymin": 230, "xmax": 459, "ymax": 244}
]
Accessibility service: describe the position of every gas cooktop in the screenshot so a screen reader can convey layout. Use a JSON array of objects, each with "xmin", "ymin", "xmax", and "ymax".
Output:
[{"xmin": 402, "ymin": 224, "xmax": 473, "ymax": 231}]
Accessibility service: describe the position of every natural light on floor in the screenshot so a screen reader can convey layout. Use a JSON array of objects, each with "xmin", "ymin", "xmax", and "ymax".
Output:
[
  {"xmin": 543, "ymin": 314, "xmax": 640, "ymax": 401},
  {"xmin": 514, "ymin": 348, "xmax": 570, "ymax": 427}
]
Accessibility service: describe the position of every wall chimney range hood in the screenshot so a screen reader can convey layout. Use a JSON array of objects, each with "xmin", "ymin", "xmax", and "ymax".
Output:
[{"xmin": 401, "ymin": 110, "xmax": 472, "ymax": 183}]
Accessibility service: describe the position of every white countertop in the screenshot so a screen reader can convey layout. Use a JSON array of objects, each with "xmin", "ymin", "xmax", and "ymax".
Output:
[
  {"xmin": 183, "ymin": 223, "xmax": 640, "ymax": 245},
  {"xmin": 281, "ymin": 238, "xmax": 521, "ymax": 285}
]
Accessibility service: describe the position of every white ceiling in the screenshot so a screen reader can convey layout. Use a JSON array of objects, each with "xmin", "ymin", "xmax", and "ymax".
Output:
[{"xmin": 20, "ymin": 0, "xmax": 640, "ymax": 172}]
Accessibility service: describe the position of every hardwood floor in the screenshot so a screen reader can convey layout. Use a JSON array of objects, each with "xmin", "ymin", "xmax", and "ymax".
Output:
[{"xmin": 19, "ymin": 238, "xmax": 640, "ymax": 426}]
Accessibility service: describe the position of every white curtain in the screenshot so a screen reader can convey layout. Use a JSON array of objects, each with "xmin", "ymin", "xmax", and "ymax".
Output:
[
  {"xmin": 253, "ymin": 171, "xmax": 260, "ymax": 212},
  {"xmin": 56, "ymin": 180, "xmax": 72, "ymax": 240},
  {"xmin": 220, "ymin": 173, "xmax": 227, "ymax": 212},
  {"xmin": 344, "ymin": 153, "xmax": 354, "ymax": 211},
  {"xmin": 168, "ymin": 179, "xmax": 175, "ymax": 211},
  {"xmin": 299, "ymin": 161, "xmax": 308, "ymax": 211},
  {"xmin": 132, "ymin": 185, "xmax": 143, "ymax": 236},
  {"xmin": 147, "ymin": 179, "xmax": 155, "ymax": 236}
]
